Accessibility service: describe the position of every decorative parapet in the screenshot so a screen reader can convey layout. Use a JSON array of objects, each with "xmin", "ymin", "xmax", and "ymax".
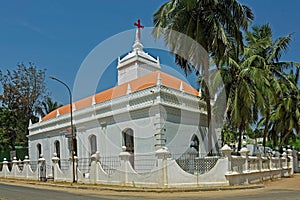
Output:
[
  {"xmin": 225, "ymin": 146, "xmax": 294, "ymax": 185},
  {"xmin": 29, "ymin": 84, "xmax": 206, "ymax": 136}
]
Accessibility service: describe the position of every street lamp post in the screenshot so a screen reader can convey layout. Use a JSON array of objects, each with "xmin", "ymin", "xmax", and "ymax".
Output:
[{"xmin": 49, "ymin": 76, "xmax": 76, "ymax": 183}]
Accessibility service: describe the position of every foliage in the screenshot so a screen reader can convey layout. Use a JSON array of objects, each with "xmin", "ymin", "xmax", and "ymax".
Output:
[
  {"xmin": 36, "ymin": 97, "xmax": 62, "ymax": 117},
  {"xmin": 268, "ymin": 69, "xmax": 300, "ymax": 146},
  {"xmin": 153, "ymin": 0, "xmax": 254, "ymax": 152},
  {"xmin": 288, "ymin": 135, "xmax": 300, "ymax": 151},
  {"xmin": 0, "ymin": 63, "xmax": 48, "ymax": 150},
  {"xmin": 215, "ymin": 24, "xmax": 300, "ymax": 150},
  {"xmin": 0, "ymin": 107, "xmax": 21, "ymax": 151},
  {"xmin": 152, "ymin": 0, "xmax": 300, "ymax": 151},
  {"xmin": 221, "ymin": 124, "xmax": 238, "ymax": 146}
]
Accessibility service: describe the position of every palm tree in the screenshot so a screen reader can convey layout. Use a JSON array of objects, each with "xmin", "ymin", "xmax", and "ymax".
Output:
[
  {"xmin": 221, "ymin": 54, "xmax": 270, "ymax": 151},
  {"xmin": 269, "ymin": 69, "xmax": 300, "ymax": 146},
  {"xmin": 245, "ymin": 24, "xmax": 300, "ymax": 150},
  {"xmin": 153, "ymin": 0, "xmax": 254, "ymax": 152},
  {"xmin": 37, "ymin": 97, "xmax": 62, "ymax": 117}
]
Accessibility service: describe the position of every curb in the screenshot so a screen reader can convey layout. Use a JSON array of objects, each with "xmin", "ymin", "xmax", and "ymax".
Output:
[{"xmin": 0, "ymin": 178, "xmax": 264, "ymax": 193}]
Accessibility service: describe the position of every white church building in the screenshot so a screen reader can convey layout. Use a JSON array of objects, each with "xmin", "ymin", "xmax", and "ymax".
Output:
[{"xmin": 28, "ymin": 23, "xmax": 218, "ymax": 176}]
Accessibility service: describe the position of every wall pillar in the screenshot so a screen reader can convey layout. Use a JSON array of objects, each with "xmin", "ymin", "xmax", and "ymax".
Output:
[
  {"xmin": 292, "ymin": 147, "xmax": 299, "ymax": 173},
  {"xmin": 274, "ymin": 149, "xmax": 281, "ymax": 169},
  {"xmin": 268, "ymin": 152, "xmax": 273, "ymax": 170},
  {"xmin": 240, "ymin": 147, "xmax": 249, "ymax": 172},
  {"xmin": 256, "ymin": 151, "xmax": 262, "ymax": 172},
  {"xmin": 90, "ymin": 151, "xmax": 101, "ymax": 184},
  {"xmin": 12, "ymin": 157, "xmax": 18, "ymax": 178},
  {"xmin": 287, "ymin": 147, "xmax": 294, "ymax": 175},
  {"xmin": 2, "ymin": 158, "xmax": 9, "ymax": 178},
  {"xmin": 282, "ymin": 149, "xmax": 288, "ymax": 169},
  {"xmin": 52, "ymin": 153, "xmax": 60, "ymax": 181},
  {"xmin": 119, "ymin": 146, "xmax": 131, "ymax": 185},
  {"xmin": 155, "ymin": 147, "xmax": 171, "ymax": 188},
  {"xmin": 38, "ymin": 155, "xmax": 46, "ymax": 181},
  {"xmin": 23, "ymin": 156, "xmax": 30, "ymax": 179},
  {"xmin": 221, "ymin": 144, "xmax": 232, "ymax": 173}
]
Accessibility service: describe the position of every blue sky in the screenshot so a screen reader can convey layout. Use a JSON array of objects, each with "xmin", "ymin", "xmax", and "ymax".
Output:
[{"xmin": 0, "ymin": 1, "xmax": 299, "ymax": 104}]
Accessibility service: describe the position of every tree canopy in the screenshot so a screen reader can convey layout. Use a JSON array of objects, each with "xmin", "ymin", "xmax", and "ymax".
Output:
[
  {"xmin": 0, "ymin": 63, "xmax": 48, "ymax": 150},
  {"xmin": 153, "ymin": 1, "xmax": 300, "ymax": 152}
]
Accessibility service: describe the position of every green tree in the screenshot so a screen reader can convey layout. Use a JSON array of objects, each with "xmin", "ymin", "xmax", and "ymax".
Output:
[
  {"xmin": 269, "ymin": 69, "xmax": 300, "ymax": 146},
  {"xmin": 245, "ymin": 24, "xmax": 300, "ymax": 149},
  {"xmin": 0, "ymin": 107, "xmax": 20, "ymax": 151},
  {"xmin": 153, "ymin": 0, "xmax": 254, "ymax": 152},
  {"xmin": 36, "ymin": 97, "xmax": 62, "ymax": 117},
  {"xmin": 215, "ymin": 24, "xmax": 299, "ymax": 151},
  {"xmin": 226, "ymin": 54, "xmax": 270, "ymax": 151},
  {"xmin": 0, "ymin": 63, "xmax": 47, "ymax": 148}
]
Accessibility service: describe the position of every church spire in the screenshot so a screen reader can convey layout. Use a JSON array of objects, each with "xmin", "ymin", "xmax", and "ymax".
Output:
[
  {"xmin": 133, "ymin": 19, "xmax": 144, "ymax": 51},
  {"xmin": 117, "ymin": 19, "xmax": 161, "ymax": 85}
]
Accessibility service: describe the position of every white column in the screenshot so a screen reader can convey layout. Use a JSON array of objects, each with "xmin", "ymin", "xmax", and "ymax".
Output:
[
  {"xmin": 221, "ymin": 144, "xmax": 232, "ymax": 173},
  {"xmin": 119, "ymin": 146, "xmax": 131, "ymax": 186},
  {"xmin": 155, "ymin": 147, "xmax": 171, "ymax": 188}
]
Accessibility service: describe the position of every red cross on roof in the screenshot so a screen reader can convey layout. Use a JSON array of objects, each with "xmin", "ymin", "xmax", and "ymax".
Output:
[{"xmin": 134, "ymin": 19, "xmax": 144, "ymax": 29}]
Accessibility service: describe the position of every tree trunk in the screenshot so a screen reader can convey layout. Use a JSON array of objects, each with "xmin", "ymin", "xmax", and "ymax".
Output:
[
  {"xmin": 280, "ymin": 130, "xmax": 290, "ymax": 146},
  {"xmin": 203, "ymin": 82, "xmax": 212, "ymax": 154},
  {"xmin": 273, "ymin": 131, "xmax": 278, "ymax": 148},
  {"xmin": 238, "ymin": 124, "xmax": 244, "ymax": 151}
]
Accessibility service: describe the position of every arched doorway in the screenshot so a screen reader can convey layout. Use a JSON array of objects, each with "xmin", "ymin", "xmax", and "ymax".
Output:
[
  {"xmin": 122, "ymin": 128, "xmax": 134, "ymax": 168},
  {"xmin": 89, "ymin": 135, "xmax": 97, "ymax": 155}
]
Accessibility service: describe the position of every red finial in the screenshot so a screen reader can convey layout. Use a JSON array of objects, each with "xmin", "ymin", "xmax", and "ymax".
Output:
[{"xmin": 134, "ymin": 19, "xmax": 144, "ymax": 29}]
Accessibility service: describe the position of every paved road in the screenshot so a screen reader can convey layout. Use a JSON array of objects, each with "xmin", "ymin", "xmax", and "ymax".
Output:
[{"xmin": 1, "ymin": 175, "xmax": 300, "ymax": 200}]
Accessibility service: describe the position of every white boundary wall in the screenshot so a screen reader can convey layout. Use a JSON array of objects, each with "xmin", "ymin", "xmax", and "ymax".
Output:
[{"xmin": 0, "ymin": 146, "xmax": 294, "ymax": 188}]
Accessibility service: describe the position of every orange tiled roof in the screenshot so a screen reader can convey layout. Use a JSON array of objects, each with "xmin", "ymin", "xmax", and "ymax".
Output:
[{"xmin": 42, "ymin": 71, "xmax": 198, "ymax": 121}]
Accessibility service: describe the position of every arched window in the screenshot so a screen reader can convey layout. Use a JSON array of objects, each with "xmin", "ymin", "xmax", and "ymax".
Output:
[
  {"xmin": 89, "ymin": 135, "xmax": 97, "ymax": 155},
  {"xmin": 122, "ymin": 128, "xmax": 134, "ymax": 153},
  {"xmin": 54, "ymin": 140, "xmax": 60, "ymax": 158},
  {"xmin": 122, "ymin": 128, "xmax": 134, "ymax": 168},
  {"xmin": 37, "ymin": 143, "xmax": 42, "ymax": 158},
  {"xmin": 190, "ymin": 134, "xmax": 199, "ymax": 152}
]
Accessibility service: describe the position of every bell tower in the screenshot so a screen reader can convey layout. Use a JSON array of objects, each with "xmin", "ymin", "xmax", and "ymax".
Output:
[{"xmin": 117, "ymin": 19, "xmax": 161, "ymax": 85}]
